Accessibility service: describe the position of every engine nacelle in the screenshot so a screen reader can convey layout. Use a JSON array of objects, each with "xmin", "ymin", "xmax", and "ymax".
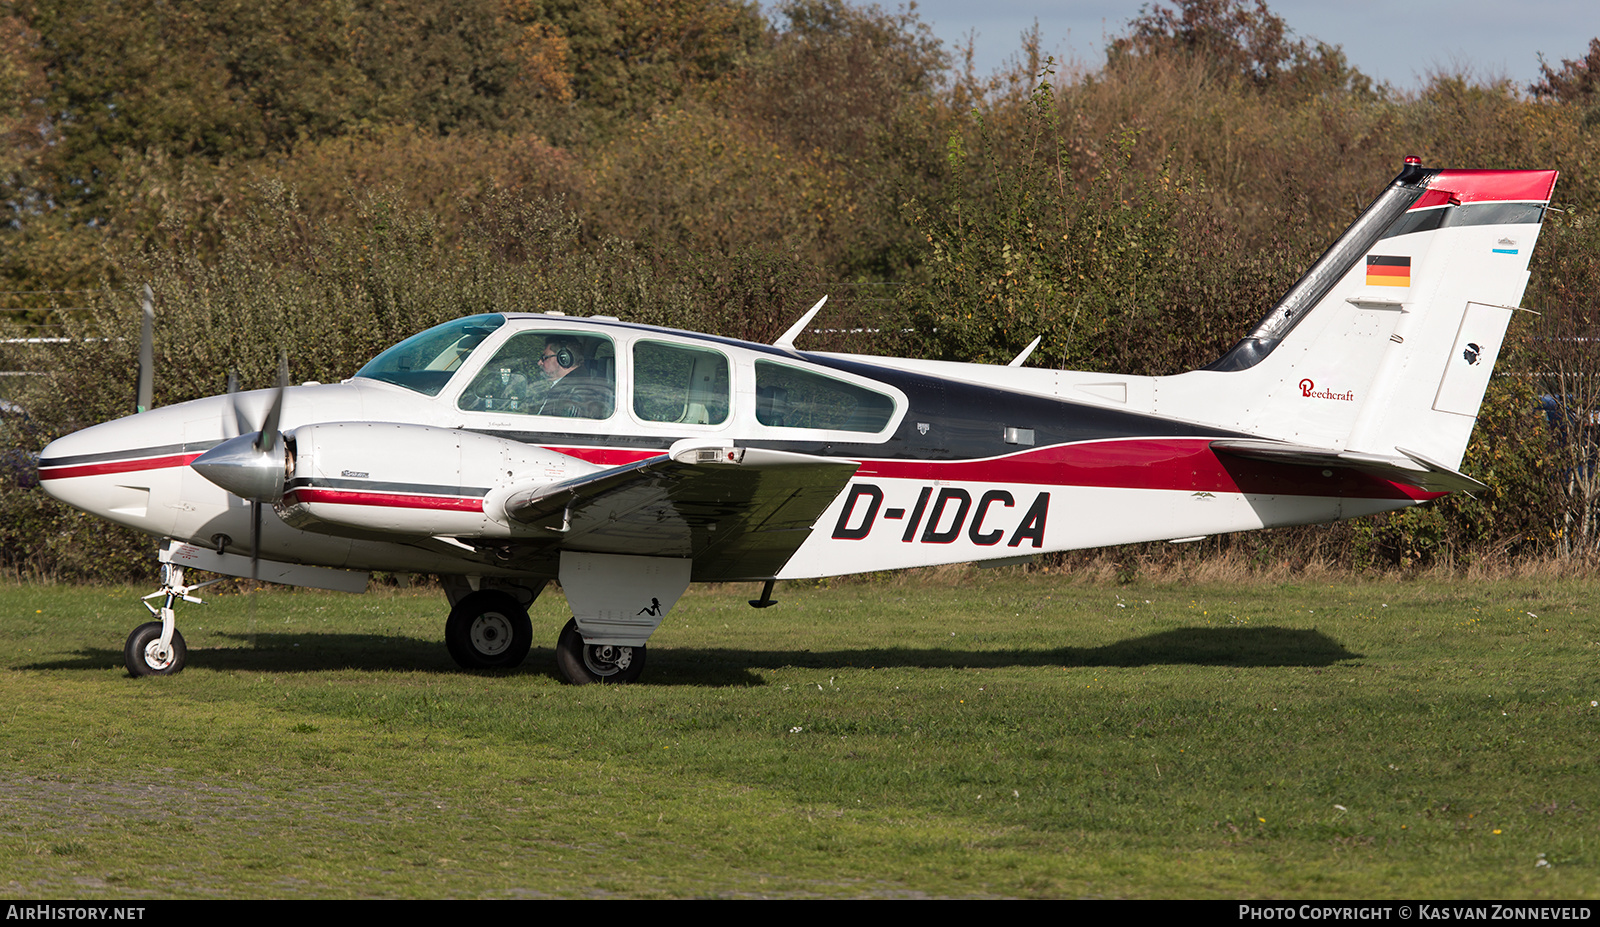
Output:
[{"xmin": 277, "ymin": 422, "xmax": 599, "ymax": 537}]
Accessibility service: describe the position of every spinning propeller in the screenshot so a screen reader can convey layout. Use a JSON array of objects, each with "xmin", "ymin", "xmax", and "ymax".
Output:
[
  {"xmin": 189, "ymin": 353, "xmax": 290, "ymax": 581},
  {"xmin": 135, "ymin": 285, "xmax": 154, "ymax": 414}
]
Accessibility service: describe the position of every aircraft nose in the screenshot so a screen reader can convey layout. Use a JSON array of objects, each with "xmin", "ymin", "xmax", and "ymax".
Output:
[
  {"xmin": 35, "ymin": 406, "xmax": 202, "ymax": 521},
  {"xmin": 37, "ymin": 429, "xmax": 101, "ymax": 503},
  {"xmin": 36, "ymin": 424, "xmax": 140, "ymax": 516},
  {"xmin": 34, "ymin": 435, "xmax": 69, "ymax": 499}
]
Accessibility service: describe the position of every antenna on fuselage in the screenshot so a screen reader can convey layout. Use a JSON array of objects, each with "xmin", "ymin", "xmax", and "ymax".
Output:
[
  {"xmin": 1008, "ymin": 336, "xmax": 1042, "ymax": 367},
  {"xmin": 773, "ymin": 296, "xmax": 828, "ymax": 352}
]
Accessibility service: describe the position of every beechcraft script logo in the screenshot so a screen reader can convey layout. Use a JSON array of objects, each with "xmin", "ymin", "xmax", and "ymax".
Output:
[{"xmin": 1299, "ymin": 379, "xmax": 1354, "ymax": 401}]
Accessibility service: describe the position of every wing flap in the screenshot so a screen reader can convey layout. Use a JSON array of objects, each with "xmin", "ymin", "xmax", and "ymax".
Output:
[{"xmin": 498, "ymin": 442, "xmax": 860, "ymax": 581}]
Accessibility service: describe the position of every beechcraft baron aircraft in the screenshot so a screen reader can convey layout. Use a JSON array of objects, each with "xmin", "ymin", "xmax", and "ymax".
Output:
[{"xmin": 38, "ymin": 159, "xmax": 1558, "ymax": 683}]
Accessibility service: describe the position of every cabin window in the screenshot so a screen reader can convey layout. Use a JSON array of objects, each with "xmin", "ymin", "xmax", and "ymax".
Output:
[
  {"xmin": 633, "ymin": 342, "xmax": 730, "ymax": 425},
  {"xmin": 457, "ymin": 331, "xmax": 616, "ymax": 419},
  {"xmin": 754, "ymin": 361, "xmax": 896, "ymax": 433}
]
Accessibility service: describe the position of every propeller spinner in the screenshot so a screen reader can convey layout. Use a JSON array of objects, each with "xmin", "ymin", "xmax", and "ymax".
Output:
[
  {"xmin": 188, "ymin": 354, "xmax": 290, "ymax": 582},
  {"xmin": 190, "ymin": 354, "xmax": 291, "ymax": 503},
  {"xmin": 188, "ymin": 429, "xmax": 288, "ymax": 502}
]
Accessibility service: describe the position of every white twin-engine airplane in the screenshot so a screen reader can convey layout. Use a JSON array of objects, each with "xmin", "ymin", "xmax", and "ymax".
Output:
[{"xmin": 39, "ymin": 159, "xmax": 1557, "ymax": 683}]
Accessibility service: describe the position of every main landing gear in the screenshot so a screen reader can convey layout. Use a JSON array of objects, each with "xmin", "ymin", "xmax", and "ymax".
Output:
[
  {"xmin": 555, "ymin": 618, "xmax": 645, "ymax": 685},
  {"xmin": 440, "ymin": 594, "xmax": 645, "ymax": 685},
  {"xmin": 444, "ymin": 590, "xmax": 534, "ymax": 669}
]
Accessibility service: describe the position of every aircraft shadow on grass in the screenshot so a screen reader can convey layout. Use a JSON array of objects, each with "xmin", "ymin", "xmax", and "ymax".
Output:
[{"xmin": 33, "ymin": 625, "xmax": 1360, "ymax": 687}]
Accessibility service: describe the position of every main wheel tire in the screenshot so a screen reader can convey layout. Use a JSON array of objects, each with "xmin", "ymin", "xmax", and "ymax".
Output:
[
  {"xmin": 444, "ymin": 591, "xmax": 533, "ymax": 669},
  {"xmin": 124, "ymin": 621, "xmax": 187, "ymax": 677},
  {"xmin": 555, "ymin": 618, "xmax": 645, "ymax": 685}
]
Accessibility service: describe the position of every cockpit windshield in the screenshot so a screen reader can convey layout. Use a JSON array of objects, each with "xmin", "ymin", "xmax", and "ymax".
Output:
[{"xmin": 352, "ymin": 314, "xmax": 506, "ymax": 396}]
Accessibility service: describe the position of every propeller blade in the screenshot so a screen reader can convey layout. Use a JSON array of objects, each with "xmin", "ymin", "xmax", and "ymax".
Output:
[
  {"xmin": 135, "ymin": 285, "xmax": 154, "ymax": 414},
  {"xmin": 195, "ymin": 350, "xmax": 292, "ymax": 579},
  {"xmin": 224, "ymin": 370, "xmax": 250, "ymax": 438},
  {"xmin": 250, "ymin": 498, "xmax": 262, "ymax": 584},
  {"xmin": 256, "ymin": 352, "xmax": 287, "ymax": 455}
]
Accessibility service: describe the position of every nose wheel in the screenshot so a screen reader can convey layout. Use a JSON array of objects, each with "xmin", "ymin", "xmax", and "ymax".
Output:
[
  {"xmin": 125, "ymin": 621, "xmax": 187, "ymax": 676},
  {"xmin": 555, "ymin": 618, "xmax": 646, "ymax": 685}
]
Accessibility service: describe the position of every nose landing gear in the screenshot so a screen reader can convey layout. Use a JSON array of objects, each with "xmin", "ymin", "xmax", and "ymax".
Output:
[{"xmin": 128, "ymin": 563, "xmax": 219, "ymax": 677}]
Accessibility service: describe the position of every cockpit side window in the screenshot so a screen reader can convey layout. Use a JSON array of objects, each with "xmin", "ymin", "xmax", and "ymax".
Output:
[
  {"xmin": 353, "ymin": 314, "xmax": 505, "ymax": 396},
  {"xmin": 633, "ymin": 341, "xmax": 730, "ymax": 425},
  {"xmin": 754, "ymin": 361, "xmax": 896, "ymax": 433},
  {"xmin": 458, "ymin": 331, "xmax": 615, "ymax": 420}
]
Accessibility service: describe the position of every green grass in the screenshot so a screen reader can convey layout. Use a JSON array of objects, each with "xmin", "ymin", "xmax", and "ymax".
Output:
[{"xmin": 1, "ymin": 572, "xmax": 1597, "ymax": 898}]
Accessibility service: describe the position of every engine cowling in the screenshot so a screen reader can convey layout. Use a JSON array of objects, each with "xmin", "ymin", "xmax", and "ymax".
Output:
[{"xmin": 276, "ymin": 422, "xmax": 600, "ymax": 537}]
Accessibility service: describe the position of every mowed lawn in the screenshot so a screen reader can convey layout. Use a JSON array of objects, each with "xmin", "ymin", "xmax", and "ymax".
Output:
[{"xmin": 0, "ymin": 570, "xmax": 1596, "ymax": 898}]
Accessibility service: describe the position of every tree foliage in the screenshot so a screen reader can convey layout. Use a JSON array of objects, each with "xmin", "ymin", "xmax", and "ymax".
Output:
[
  {"xmin": 1531, "ymin": 37, "xmax": 1600, "ymax": 105},
  {"xmin": 1107, "ymin": 0, "xmax": 1374, "ymax": 98},
  {"xmin": 904, "ymin": 74, "xmax": 1305, "ymax": 374}
]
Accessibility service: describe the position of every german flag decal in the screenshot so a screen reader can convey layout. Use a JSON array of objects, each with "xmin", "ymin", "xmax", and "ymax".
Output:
[{"xmin": 1366, "ymin": 255, "xmax": 1411, "ymax": 287}]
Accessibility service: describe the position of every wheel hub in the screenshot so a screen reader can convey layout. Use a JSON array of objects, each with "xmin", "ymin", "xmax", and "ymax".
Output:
[
  {"xmin": 583, "ymin": 643, "xmax": 633, "ymax": 676},
  {"xmin": 142, "ymin": 640, "xmax": 175, "ymax": 670},
  {"xmin": 469, "ymin": 613, "xmax": 513, "ymax": 656}
]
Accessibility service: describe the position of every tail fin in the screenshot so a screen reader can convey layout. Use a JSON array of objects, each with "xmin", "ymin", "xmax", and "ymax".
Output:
[{"xmin": 1189, "ymin": 159, "xmax": 1557, "ymax": 472}]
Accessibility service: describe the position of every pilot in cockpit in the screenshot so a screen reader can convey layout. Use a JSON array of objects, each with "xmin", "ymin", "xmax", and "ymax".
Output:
[{"xmin": 533, "ymin": 337, "xmax": 613, "ymax": 418}]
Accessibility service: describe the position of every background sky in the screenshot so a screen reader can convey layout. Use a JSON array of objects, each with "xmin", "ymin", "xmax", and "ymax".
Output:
[{"xmin": 893, "ymin": 0, "xmax": 1597, "ymax": 93}]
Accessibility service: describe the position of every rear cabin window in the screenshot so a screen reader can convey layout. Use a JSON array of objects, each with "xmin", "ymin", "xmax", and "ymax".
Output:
[
  {"xmin": 754, "ymin": 361, "xmax": 896, "ymax": 433},
  {"xmin": 457, "ymin": 331, "xmax": 616, "ymax": 420},
  {"xmin": 633, "ymin": 341, "xmax": 730, "ymax": 425}
]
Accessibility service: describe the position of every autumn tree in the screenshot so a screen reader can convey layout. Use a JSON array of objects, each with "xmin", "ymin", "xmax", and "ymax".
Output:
[
  {"xmin": 1531, "ymin": 37, "xmax": 1600, "ymax": 104},
  {"xmin": 505, "ymin": 0, "xmax": 764, "ymax": 137},
  {"xmin": 1107, "ymin": 0, "xmax": 1373, "ymax": 99}
]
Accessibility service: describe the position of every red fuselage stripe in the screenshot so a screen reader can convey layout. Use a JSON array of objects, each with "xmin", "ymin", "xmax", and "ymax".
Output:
[
  {"xmin": 38, "ymin": 453, "xmax": 203, "ymax": 480},
  {"xmin": 283, "ymin": 488, "xmax": 485, "ymax": 512},
  {"xmin": 544, "ymin": 446, "xmax": 659, "ymax": 466}
]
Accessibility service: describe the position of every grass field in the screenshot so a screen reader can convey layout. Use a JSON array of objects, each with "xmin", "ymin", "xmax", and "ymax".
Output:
[{"xmin": 1, "ymin": 569, "xmax": 1596, "ymax": 898}]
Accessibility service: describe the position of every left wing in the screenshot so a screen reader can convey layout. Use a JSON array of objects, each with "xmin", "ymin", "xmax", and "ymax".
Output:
[{"xmin": 492, "ymin": 442, "xmax": 860, "ymax": 581}]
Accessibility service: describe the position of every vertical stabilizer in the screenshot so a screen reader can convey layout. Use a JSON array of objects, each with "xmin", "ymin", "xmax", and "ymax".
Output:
[{"xmin": 1186, "ymin": 159, "xmax": 1557, "ymax": 470}]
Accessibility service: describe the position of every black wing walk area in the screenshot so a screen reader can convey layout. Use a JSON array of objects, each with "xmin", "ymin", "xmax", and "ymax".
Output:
[{"xmin": 502, "ymin": 446, "xmax": 860, "ymax": 581}]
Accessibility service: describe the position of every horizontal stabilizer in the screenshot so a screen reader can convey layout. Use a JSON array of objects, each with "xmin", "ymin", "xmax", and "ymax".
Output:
[{"xmin": 1211, "ymin": 439, "xmax": 1486, "ymax": 493}]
